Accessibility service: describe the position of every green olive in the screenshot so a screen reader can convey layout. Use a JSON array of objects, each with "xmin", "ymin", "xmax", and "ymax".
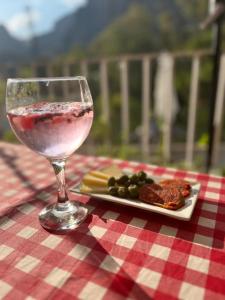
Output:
[
  {"xmin": 108, "ymin": 177, "xmax": 116, "ymax": 187},
  {"xmin": 128, "ymin": 184, "xmax": 139, "ymax": 198},
  {"xmin": 118, "ymin": 186, "xmax": 128, "ymax": 198},
  {"xmin": 116, "ymin": 175, "xmax": 129, "ymax": 185},
  {"xmin": 124, "ymin": 179, "xmax": 131, "ymax": 187},
  {"xmin": 137, "ymin": 180, "xmax": 146, "ymax": 187},
  {"xmin": 129, "ymin": 174, "xmax": 138, "ymax": 184},
  {"xmin": 108, "ymin": 186, "xmax": 118, "ymax": 196},
  {"xmin": 138, "ymin": 171, "xmax": 147, "ymax": 181},
  {"xmin": 146, "ymin": 177, "xmax": 154, "ymax": 184}
]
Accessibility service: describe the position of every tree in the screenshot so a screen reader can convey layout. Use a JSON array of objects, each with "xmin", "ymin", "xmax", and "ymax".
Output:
[{"xmin": 89, "ymin": 4, "xmax": 157, "ymax": 56}]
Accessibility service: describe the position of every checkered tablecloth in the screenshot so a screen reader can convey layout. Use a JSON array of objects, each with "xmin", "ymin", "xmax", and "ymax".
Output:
[{"xmin": 0, "ymin": 142, "xmax": 225, "ymax": 300}]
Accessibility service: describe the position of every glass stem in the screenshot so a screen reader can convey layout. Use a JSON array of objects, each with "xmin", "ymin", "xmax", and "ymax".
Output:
[{"xmin": 51, "ymin": 160, "xmax": 69, "ymax": 204}]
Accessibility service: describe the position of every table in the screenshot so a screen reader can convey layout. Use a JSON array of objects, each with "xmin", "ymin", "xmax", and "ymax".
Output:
[{"xmin": 0, "ymin": 142, "xmax": 225, "ymax": 300}]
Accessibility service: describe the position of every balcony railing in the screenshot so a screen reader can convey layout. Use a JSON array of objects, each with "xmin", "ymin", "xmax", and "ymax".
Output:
[{"xmin": 1, "ymin": 49, "xmax": 225, "ymax": 170}]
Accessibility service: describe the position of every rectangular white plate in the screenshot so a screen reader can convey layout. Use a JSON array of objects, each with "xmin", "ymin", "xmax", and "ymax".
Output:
[{"xmin": 71, "ymin": 178, "xmax": 201, "ymax": 221}]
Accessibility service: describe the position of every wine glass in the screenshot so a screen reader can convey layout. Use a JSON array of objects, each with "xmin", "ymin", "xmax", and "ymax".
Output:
[{"xmin": 6, "ymin": 77, "xmax": 93, "ymax": 233}]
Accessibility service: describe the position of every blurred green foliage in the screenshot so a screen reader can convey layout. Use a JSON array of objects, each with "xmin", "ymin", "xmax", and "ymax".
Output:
[
  {"xmin": 2, "ymin": 130, "xmax": 18, "ymax": 143},
  {"xmin": 89, "ymin": 5, "xmax": 156, "ymax": 56}
]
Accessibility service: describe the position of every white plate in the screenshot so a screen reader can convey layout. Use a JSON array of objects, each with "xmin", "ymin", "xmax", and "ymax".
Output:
[{"xmin": 71, "ymin": 178, "xmax": 201, "ymax": 221}]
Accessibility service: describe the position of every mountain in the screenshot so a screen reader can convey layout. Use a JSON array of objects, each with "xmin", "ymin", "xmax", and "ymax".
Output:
[
  {"xmin": 0, "ymin": 0, "xmax": 208, "ymax": 63},
  {"xmin": 0, "ymin": 0, "xmax": 131, "ymax": 63},
  {"xmin": 0, "ymin": 25, "xmax": 30, "ymax": 63},
  {"xmin": 35, "ymin": 0, "xmax": 131, "ymax": 58},
  {"xmin": 89, "ymin": 4, "xmax": 157, "ymax": 56},
  {"xmin": 36, "ymin": 0, "xmax": 195, "ymax": 58},
  {"xmin": 81, "ymin": 1, "xmax": 209, "ymax": 57}
]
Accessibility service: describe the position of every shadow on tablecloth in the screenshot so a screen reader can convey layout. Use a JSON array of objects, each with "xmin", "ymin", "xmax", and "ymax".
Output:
[{"xmin": 66, "ymin": 216, "xmax": 152, "ymax": 300}]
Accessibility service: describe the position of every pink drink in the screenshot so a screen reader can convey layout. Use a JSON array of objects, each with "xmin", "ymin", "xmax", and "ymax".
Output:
[{"xmin": 7, "ymin": 102, "xmax": 93, "ymax": 159}]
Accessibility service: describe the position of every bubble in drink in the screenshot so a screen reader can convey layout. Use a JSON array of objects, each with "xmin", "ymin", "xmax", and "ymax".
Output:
[{"xmin": 7, "ymin": 102, "xmax": 93, "ymax": 159}]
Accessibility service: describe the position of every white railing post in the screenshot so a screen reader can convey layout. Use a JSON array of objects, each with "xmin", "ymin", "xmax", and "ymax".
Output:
[
  {"xmin": 31, "ymin": 63, "xmax": 40, "ymax": 98},
  {"xmin": 120, "ymin": 59, "xmax": 129, "ymax": 144},
  {"xmin": 185, "ymin": 56, "xmax": 200, "ymax": 166},
  {"xmin": 81, "ymin": 61, "xmax": 88, "ymax": 78},
  {"xmin": 46, "ymin": 64, "xmax": 54, "ymax": 98},
  {"xmin": 162, "ymin": 56, "xmax": 174, "ymax": 163},
  {"xmin": 100, "ymin": 60, "xmax": 110, "ymax": 124},
  {"xmin": 62, "ymin": 64, "xmax": 70, "ymax": 98},
  {"xmin": 141, "ymin": 56, "xmax": 151, "ymax": 158},
  {"xmin": 212, "ymin": 54, "xmax": 225, "ymax": 166}
]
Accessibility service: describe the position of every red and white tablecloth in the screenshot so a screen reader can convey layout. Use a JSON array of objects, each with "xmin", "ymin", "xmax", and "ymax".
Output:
[{"xmin": 0, "ymin": 142, "xmax": 225, "ymax": 300}]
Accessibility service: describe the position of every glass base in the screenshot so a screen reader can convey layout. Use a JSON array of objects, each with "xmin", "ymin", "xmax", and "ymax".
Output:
[{"xmin": 39, "ymin": 201, "xmax": 88, "ymax": 233}]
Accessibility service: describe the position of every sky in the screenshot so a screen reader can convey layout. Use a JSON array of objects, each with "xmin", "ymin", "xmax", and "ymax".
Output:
[{"xmin": 0, "ymin": 0, "xmax": 87, "ymax": 40}]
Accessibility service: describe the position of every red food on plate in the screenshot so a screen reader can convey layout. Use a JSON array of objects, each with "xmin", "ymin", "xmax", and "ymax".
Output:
[
  {"xmin": 139, "ymin": 183, "xmax": 185, "ymax": 210},
  {"xmin": 139, "ymin": 184, "xmax": 164, "ymax": 205},
  {"xmin": 155, "ymin": 188, "xmax": 185, "ymax": 210},
  {"xmin": 159, "ymin": 179, "xmax": 191, "ymax": 198}
]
